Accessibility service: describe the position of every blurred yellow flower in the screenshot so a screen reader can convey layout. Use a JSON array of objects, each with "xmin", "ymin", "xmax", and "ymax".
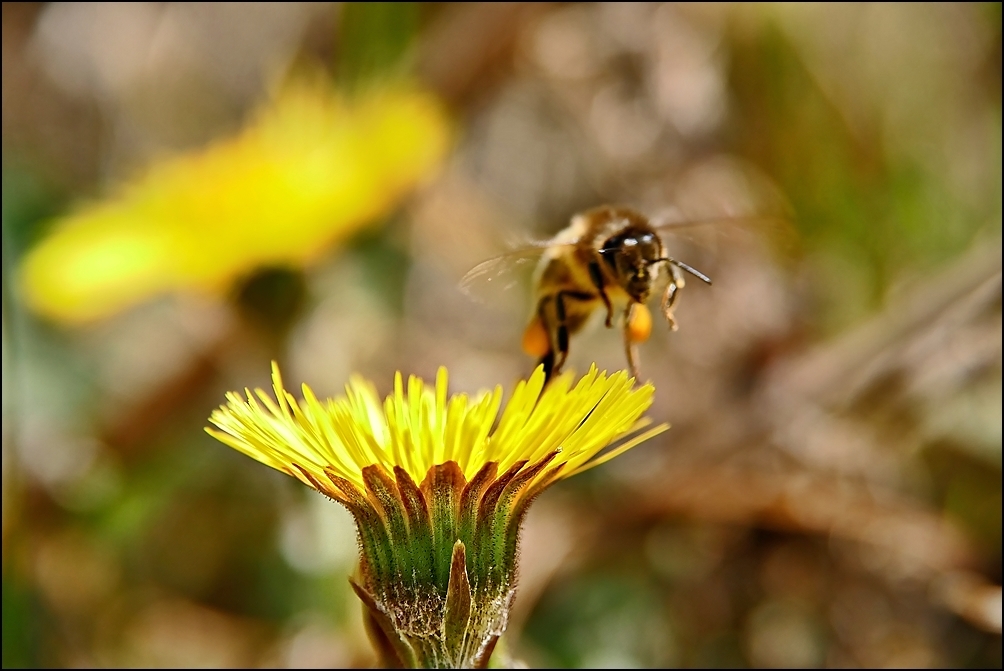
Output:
[{"xmin": 18, "ymin": 82, "xmax": 450, "ymax": 324}]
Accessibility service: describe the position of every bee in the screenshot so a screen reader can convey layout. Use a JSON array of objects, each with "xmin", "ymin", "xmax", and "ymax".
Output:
[{"xmin": 463, "ymin": 205, "xmax": 714, "ymax": 382}]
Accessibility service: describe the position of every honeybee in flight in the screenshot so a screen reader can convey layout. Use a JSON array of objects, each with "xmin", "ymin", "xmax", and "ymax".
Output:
[{"xmin": 462, "ymin": 205, "xmax": 715, "ymax": 382}]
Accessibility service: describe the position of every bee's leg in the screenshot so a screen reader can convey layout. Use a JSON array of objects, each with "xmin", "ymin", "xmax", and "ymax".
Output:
[
  {"xmin": 588, "ymin": 259, "xmax": 615, "ymax": 328},
  {"xmin": 539, "ymin": 291, "xmax": 592, "ymax": 380},
  {"xmin": 660, "ymin": 265, "xmax": 683, "ymax": 331},
  {"xmin": 623, "ymin": 303, "xmax": 642, "ymax": 380},
  {"xmin": 660, "ymin": 282, "xmax": 679, "ymax": 331},
  {"xmin": 553, "ymin": 291, "xmax": 571, "ymax": 374},
  {"xmin": 538, "ymin": 349, "xmax": 556, "ymax": 381},
  {"xmin": 532, "ymin": 298, "xmax": 558, "ymax": 381}
]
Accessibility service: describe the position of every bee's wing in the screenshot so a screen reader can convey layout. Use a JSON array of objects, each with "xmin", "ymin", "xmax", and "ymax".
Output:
[
  {"xmin": 650, "ymin": 211, "xmax": 789, "ymax": 233},
  {"xmin": 459, "ymin": 239, "xmax": 571, "ymax": 304},
  {"xmin": 650, "ymin": 212, "xmax": 798, "ymax": 259}
]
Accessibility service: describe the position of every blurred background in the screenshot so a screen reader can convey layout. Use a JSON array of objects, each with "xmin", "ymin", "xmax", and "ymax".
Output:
[{"xmin": 2, "ymin": 3, "xmax": 1001, "ymax": 667}]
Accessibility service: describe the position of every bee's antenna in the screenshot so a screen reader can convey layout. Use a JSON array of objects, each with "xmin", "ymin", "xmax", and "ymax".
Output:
[{"xmin": 654, "ymin": 257, "xmax": 712, "ymax": 284}]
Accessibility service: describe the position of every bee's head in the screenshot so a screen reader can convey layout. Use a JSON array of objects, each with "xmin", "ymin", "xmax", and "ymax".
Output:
[{"xmin": 601, "ymin": 226, "xmax": 662, "ymax": 302}]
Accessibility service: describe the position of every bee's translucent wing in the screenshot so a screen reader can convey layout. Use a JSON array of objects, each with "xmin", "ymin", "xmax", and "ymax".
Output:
[
  {"xmin": 649, "ymin": 211, "xmax": 787, "ymax": 234},
  {"xmin": 459, "ymin": 239, "xmax": 570, "ymax": 304},
  {"xmin": 652, "ymin": 154, "xmax": 798, "ymax": 249},
  {"xmin": 649, "ymin": 211, "xmax": 798, "ymax": 260}
]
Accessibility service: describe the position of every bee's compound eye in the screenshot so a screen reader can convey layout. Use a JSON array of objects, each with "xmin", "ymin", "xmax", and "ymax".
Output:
[
  {"xmin": 522, "ymin": 315, "xmax": 551, "ymax": 357},
  {"xmin": 627, "ymin": 303, "xmax": 653, "ymax": 343}
]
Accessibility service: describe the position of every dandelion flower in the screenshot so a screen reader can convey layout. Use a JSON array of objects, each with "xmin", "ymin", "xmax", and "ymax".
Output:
[
  {"xmin": 18, "ymin": 81, "xmax": 450, "ymax": 324},
  {"xmin": 207, "ymin": 363, "xmax": 666, "ymax": 668}
]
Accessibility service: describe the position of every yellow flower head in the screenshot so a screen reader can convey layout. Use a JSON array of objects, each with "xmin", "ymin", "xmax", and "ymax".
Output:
[
  {"xmin": 207, "ymin": 363, "xmax": 665, "ymax": 499},
  {"xmin": 206, "ymin": 364, "xmax": 665, "ymax": 668},
  {"xmin": 18, "ymin": 81, "xmax": 450, "ymax": 324}
]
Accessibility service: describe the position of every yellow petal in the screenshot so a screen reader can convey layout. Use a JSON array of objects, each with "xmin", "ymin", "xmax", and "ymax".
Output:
[{"xmin": 206, "ymin": 363, "xmax": 666, "ymax": 493}]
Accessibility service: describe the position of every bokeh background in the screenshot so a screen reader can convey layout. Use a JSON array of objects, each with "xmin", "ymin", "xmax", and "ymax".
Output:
[{"xmin": 2, "ymin": 3, "xmax": 1001, "ymax": 668}]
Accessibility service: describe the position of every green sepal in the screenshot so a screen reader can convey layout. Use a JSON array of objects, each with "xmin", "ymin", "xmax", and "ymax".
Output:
[
  {"xmin": 363, "ymin": 465, "xmax": 413, "ymax": 585},
  {"xmin": 321, "ymin": 467, "xmax": 396, "ymax": 588},
  {"xmin": 503, "ymin": 464, "xmax": 566, "ymax": 577},
  {"xmin": 394, "ymin": 466, "xmax": 435, "ymax": 587},
  {"xmin": 332, "ymin": 456, "xmax": 568, "ymax": 669},
  {"xmin": 491, "ymin": 452, "xmax": 559, "ymax": 583},
  {"xmin": 443, "ymin": 540, "xmax": 472, "ymax": 655},
  {"xmin": 458, "ymin": 462, "xmax": 496, "ymax": 575},
  {"xmin": 420, "ymin": 461, "xmax": 466, "ymax": 594},
  {"xmin": 350, "ymin": 577, "xmax": 416, "ymax": 668},
  {"xmin": 473, "ymin": 460, "xmax": 526, "ymax": 587},
  {"xmin": 472, "ymin": 636, "xmax": 501, "ymax": 669}
]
